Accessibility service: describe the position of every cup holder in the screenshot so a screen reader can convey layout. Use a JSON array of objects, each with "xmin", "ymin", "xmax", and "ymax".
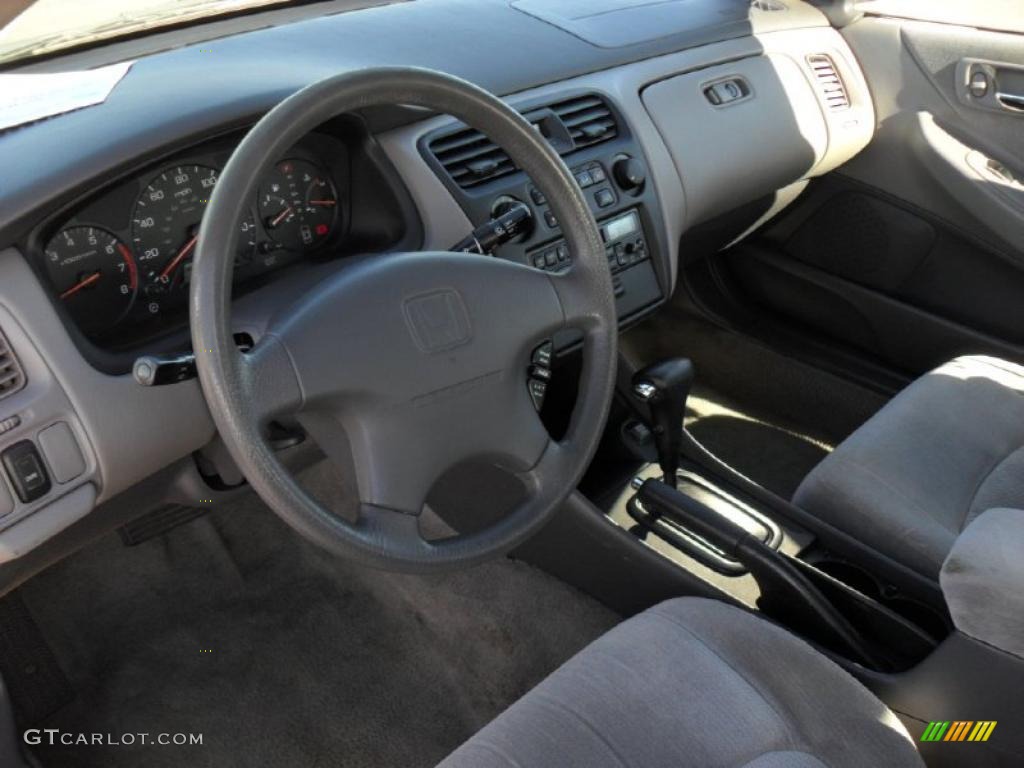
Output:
[{"xmin": 812, "ymin": 558, "xmax": 951, "ymax": 640}]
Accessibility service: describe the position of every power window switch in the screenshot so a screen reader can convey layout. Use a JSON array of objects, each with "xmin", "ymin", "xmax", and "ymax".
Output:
[{"xmin": 2, "ymin": 441, "xmax": 51, "ymax": 503}]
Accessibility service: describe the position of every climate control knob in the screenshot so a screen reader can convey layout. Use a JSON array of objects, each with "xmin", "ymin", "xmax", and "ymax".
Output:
[{"xmin": 613, "ymin": 156, "xmax": 646, "ymax": 194}]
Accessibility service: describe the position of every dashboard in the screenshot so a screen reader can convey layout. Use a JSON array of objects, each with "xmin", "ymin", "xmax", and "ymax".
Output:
[{"xmin": 0, "ymin": 0, "xmax": 874, "ymax": 576}]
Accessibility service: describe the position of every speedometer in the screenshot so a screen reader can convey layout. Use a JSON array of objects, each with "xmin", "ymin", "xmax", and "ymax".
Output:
[{"xmin": 131, "ymin": 164, "xmax": 256, "ymax": 315}]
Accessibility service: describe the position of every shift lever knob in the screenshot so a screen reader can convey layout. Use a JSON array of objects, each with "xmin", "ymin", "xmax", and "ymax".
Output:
[{"xmin": 632, "ymin": 358, "xmax": 694, "ymax": 489}]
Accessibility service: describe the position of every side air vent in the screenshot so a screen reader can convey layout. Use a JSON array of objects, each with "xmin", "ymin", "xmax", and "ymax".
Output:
[
  {"xmin": 806, "ymin": 54, "xmax": 850, "ymax": 111},
  {"xmin": 428, "ymin": 127, "xmax": 516, "ymax": 189},
  {"xmin": 548, "ymin": 94, "xmax": 618, "ymax": 150},
  {"xmin": 751, "ymin": 0, "xmax": 787, "ymax": 10},
  {"xmin": 0, "ymin": 329, "xmax": 25, "ymax": 401}
]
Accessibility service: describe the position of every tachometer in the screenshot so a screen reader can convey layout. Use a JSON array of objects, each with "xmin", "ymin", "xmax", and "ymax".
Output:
[
  {"xmin": 44, "ymin": 226, "xmax": 137, "ymax": 336},
  {"xmin": 258, "ymin": 159, "xmax": 338, "ymax": 252}
]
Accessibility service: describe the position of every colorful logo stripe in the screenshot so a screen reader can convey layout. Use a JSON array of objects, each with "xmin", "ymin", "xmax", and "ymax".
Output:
[{"xmin": 921, "ymin": 721, "xmax": 996, "ymax": 742}]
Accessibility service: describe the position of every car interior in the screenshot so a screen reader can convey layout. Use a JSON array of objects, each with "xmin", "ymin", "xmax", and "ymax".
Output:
[{"xmin": 0, "ymin": 0, "xmax": 1022, "ymax": 765}]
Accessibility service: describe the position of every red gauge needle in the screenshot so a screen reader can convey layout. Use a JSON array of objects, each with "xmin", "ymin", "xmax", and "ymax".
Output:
[
  {"xmin": 307, "ymin": 200, "xmax": 336, "ymax": 206},
  {"xmin": 60, "ymin": 271, "xmax": 101, "ymax": 300},
  {"xmin": 270, "ymin": 206, "xmax": 293, "ymax": 227},
  {"xmin": 159, "ymin": 234, "xmax": 198, "ymax": 280}
]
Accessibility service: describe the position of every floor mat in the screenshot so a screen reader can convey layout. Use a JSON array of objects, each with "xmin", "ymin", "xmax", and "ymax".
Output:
[
  {"xmin": 15, "ymin": 463, "xmax": 617, "ymax": 768},
  {"xmin": 685, "ymin": 387, "xmax": 832, "ymax": 499}
]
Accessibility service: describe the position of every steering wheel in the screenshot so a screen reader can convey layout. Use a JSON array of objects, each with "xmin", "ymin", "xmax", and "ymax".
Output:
[{"xmin": 191, "ymin": 67, "xmax": 616, "ymax": 572}]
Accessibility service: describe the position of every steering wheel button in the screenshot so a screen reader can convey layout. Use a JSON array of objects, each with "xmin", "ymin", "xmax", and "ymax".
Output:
[
  {"xmin": 528, "ymin": 379, "xmax": 548, "ymax": 411},
  {"xmin": 529, "ymin": 365, "xmax": 552, "ymax": 382},
  {"xmin": 532, "ymin": 342, "xmax": 553, "ymax": 367}
]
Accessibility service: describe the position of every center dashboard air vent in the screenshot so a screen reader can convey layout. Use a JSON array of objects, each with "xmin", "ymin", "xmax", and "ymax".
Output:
[
  {"xmin": 806, "ymin": 54, "xmax": 851, "ymax": 111},
  {"xmin": 547, "ymin": 94, "xmax": 618, "ymax": 150},
  {"xmin": 0, "ymin": 329, "xmax": 26, "ymax": 401},
  {"xmin": 427, "ymin": 93, "xmax": 619, "ymax": 189}
]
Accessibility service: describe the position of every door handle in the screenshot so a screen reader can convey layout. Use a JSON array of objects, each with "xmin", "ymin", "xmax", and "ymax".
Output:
[
  {"xmin": 996, "ymin": 92, "xmax": 1024, "ymax": 112},
  {"xmin": 957, "ymin": 59, "xmax": 1024, "ymax": 117}
]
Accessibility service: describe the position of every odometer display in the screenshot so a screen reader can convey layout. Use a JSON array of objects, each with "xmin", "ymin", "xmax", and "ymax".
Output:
[{"xmin": 44, "ymin": 226, "xmax": 137, "ymax": 336}]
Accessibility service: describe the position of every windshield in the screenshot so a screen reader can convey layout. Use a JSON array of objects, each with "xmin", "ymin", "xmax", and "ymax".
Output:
[{"xmin": 1, "ymin": 0, "xmax": 327, "ymax": 66}]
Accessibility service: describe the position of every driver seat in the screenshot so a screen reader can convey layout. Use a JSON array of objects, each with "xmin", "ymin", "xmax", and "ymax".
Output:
[{"xmin": 438, "ymin": 598, "xmax": 923, "ymax": 767}]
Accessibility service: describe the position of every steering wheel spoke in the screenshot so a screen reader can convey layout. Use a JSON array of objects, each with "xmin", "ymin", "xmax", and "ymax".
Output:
[{"xmin": 239, "ymin": 335, "xmax": 304, "ymax": 424}]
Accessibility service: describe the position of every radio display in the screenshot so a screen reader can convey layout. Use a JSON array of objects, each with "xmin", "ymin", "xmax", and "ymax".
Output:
[{"xmin": 602, "ymin": 210, "xmax": 640, "ymax": 243}]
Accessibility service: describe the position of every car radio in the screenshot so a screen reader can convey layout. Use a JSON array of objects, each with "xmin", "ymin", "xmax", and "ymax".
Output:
[{"xmin": 527, "ymin": 208, "xmax": 660, "ymax": 321}]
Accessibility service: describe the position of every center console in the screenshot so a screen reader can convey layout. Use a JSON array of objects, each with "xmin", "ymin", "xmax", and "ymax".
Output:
[{"xmin": 419, "ymin": 90, "xmax": 667, "ymax": 351}]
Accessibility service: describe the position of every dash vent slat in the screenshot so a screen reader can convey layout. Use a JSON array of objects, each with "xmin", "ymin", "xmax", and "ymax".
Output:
[
  {"xmin": 806, "ymin": 54, "xmax": 851, "ymax": 112},
  {"xmin": 427, "ymin": 93, "xmax": 619, "ymax": 189},
  {"xmin": 548, "ymin": 94, "xmax": 618, "ymax": 150},
  {"xmin": 0, "ymin": 329, "xmax": 25, "ymax": 402}
]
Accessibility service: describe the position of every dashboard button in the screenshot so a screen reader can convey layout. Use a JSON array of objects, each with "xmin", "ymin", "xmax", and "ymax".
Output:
[
  {"xmin": 2, "ymin": 441, "xmax": 51, "ymax": 503},
  {"xmin": 544, "ymin": 211, "xmax": 558, "ymax": 229},
  {"xmin": 529, "ymin": 186, "xmax": 546, "ymax": 206},
  {"xmin": 38, "ymin": 422, "xmax": 85, "ymax": 484},
  {"xmin": 595, "ymin": 188, "xmax": 616, "ymax": 208},
  {"xmin": 590, "ymin": 164, "xmax": 607, "ymax": 183}
]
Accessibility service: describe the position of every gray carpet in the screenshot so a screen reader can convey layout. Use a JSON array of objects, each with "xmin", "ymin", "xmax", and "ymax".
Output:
[{"xmin": 14, "ymin": 462, "xmax": 617, "ymax": 768}]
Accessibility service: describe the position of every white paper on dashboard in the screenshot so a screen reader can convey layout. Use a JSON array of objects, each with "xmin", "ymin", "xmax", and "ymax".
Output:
[{"xmin": 0, "ymin": 60, "xmax": 133, "ymax": 131}]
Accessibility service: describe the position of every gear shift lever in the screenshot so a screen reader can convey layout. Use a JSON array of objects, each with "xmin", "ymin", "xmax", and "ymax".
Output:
[{"xmin": 632, "ymin": 358, "xmax": 694, "ymax": 489}]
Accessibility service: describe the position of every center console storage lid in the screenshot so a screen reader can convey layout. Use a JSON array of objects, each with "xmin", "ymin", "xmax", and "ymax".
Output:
[{"xmin": 509, "ymin": 0, "xmax": 826, "ymax": 49}]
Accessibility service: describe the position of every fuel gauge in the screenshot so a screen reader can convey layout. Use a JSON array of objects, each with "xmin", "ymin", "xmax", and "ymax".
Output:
[{"xmin": 258, "ymin": 159, "xmax": 338, "ymax": 252}]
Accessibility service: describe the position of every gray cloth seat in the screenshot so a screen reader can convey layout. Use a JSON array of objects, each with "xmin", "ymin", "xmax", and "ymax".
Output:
[
  {"xmin": 439, "ymin": 598, "xmax": 922, "ymax": 768},
  {"xmin": 794, "ymin": 355, "xmax": 1024, "ymax": 579}
]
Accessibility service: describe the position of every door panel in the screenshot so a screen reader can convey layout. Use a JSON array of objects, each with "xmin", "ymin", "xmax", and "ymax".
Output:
[{"xmin": 725, "ymin": 11, "xmax": 1024, "ymax": 378}]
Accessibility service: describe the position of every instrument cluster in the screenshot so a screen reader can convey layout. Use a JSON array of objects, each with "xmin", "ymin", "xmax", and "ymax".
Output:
[{"xmin": 38, "ymin": 134, "xmax": 345, "ymax": 344}]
